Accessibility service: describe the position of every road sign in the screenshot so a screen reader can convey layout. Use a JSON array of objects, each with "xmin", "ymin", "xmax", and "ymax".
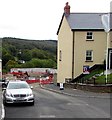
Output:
[
  {"xmin": 83, "ymin": 66, "xmax": 90, "ymax": 74},
  {"xmin": 101, "ymin": 14, "xmax": 110, "ymax": 33}
]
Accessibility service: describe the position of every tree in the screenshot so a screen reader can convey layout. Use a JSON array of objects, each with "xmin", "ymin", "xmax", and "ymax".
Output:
[
  {"xmin": 21, "ymin": 61, "xmax": 35, "ymax": 68},
  {"xmin": 7, "ymin": 45, "xmax": 17, "ymax": 56},
  {"xmin": 5, "ymin": 60, "xmax": 18, "ymax": 71},
  {"xmin": 2, "ymin": 53, "xmax": 15, "ymax": 66},
  {"xmin": 42, "ymin": 59, "xmax": 56, "ymax": 68},
  {"xmin": 2, "ymin": 37, "xmax": 57, "ymax": 72},
  {"xmin": 19, "ymin": 50, "xmax": 32, "ymax": 61}
]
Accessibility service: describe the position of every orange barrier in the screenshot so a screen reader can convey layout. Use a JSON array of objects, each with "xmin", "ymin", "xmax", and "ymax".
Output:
[
  {"xmin": 26, "ymin": 76, "xmax": 53, "ymax": 84},
  {"xmin": 10, "ymin": 71, "xmax": 53, "ymax": 85},
  {"xmin": 26, "ymin": 79, "xmax": 40, "ymax": 84}
]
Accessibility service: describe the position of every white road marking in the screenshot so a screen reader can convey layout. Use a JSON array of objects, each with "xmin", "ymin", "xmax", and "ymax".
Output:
[
  {"xmin": 67, "ymin": 102, "xmax": 89, "ymax": 106},
  {"xmin": 40, "ymin": 115, "xmax": 56, "ymax": 118},
  {"xmin": 1, "ymin": 104, "xmax": 5, "ymax": 120}
]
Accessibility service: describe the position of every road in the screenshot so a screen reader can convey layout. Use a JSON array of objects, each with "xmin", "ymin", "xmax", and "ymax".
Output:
[{"xmin": 4, "ymin": 84, "xmax": 110, "ymax": 119}]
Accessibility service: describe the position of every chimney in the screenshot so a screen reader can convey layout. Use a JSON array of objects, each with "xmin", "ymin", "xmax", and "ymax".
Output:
[{"xmin": 64, "ymin": 2, "xmax": 70, "ymax": 16}]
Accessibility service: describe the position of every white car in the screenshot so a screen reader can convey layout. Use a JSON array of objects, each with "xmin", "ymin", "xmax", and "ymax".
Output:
[{"xmin": 3, "ymin": 80, "xmax": 35, "ymax": 106}]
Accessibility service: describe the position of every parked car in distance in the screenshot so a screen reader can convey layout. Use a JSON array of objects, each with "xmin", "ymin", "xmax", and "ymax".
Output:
[{"xmin": 2, "ymin": 80, "xmax": 34, "ymax": 106}]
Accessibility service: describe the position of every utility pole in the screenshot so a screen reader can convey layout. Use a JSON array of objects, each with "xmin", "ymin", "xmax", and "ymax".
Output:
[{"xmin": 101, "ymin": 13, "xmax": 110, "ymax": 84}]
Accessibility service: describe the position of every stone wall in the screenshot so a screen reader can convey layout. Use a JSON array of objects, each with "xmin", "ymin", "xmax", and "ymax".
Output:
[{"xmin": 64, "ymin": 83, "xmax": 112, "ymax": 93}]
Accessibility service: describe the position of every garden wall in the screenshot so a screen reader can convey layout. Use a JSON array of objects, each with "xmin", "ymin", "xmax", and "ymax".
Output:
[{"xmin": 64, "ymin": 83, "xmax": 112, "ymax": 93}]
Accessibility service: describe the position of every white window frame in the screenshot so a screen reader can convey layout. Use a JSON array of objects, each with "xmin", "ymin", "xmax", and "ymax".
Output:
[
  {"xmin": 86, "ymin": 32, "xmax": 93, "ymax": 40},
  {"xmin": 86, "ymin": 50, "xmax": 93, "ymax": 61}
]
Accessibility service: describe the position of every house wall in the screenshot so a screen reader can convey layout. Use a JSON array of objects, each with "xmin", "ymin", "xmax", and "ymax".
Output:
[
  {"xmin": 74, "ymin": 31, "xmax": 106, "ymax": 78},
  {"xmin": 57, "ymin": 17, "xmax": 108, "ymax": 83},
  {"xmin": 0, "ymin": 59, "xmax": 2, "ymax": 80},
  {"xmin": 58, "ymin": 29, "xmax": 107, "ymax": 83},
  {"xmin": 57, "ymin": 16, "xmax": 73, "ymax": 83}
]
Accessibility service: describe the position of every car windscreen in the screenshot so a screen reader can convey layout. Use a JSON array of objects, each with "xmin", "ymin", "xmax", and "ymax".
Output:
[{"xmin": 7, "ymin": 82, "xmax": 30, "ymax": 89}]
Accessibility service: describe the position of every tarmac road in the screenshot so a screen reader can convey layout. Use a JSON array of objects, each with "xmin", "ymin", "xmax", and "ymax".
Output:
[{"xmin": 4, "ymin": 84, "xmax": 110, "ymax": 119}]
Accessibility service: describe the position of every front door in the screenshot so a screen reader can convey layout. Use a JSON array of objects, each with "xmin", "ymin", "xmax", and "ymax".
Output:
[{"xmin": 109, "ymin": 49, "xmax": 112, "ymax": 69}]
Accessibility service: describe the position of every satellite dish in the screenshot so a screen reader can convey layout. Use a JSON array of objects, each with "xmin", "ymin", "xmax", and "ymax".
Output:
[{"xmin": 101, "ymin": 14, "xmax": 110, "ymax": 33}]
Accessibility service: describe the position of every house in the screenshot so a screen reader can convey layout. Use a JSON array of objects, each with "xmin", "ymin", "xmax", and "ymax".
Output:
[
  {"xmin": 57, "ymin": 2, "xmax": 112, "ymax": 84},
  {"xmin": 0, "ymin": 59, "xmax": 2, "ymax": 80}
]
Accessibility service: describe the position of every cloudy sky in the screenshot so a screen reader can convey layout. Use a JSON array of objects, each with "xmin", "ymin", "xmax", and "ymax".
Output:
[{"xmin": 0, "ymin": 0, "xmax": 111, "ymax": 40}]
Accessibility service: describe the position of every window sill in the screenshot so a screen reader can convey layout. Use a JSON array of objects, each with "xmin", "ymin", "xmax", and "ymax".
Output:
[
  {"xmin": 86, "ymin": 39, "xmax": 94, "ymax": 41},
  {"xmin": 85, "ymin": 60, "xmax": 93, "ymax": 62}
]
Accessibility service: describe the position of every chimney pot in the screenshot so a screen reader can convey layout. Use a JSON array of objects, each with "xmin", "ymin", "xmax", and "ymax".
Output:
[{"xmin": 64, "ymin": 2, "xmax": 70, "ymax": 16}]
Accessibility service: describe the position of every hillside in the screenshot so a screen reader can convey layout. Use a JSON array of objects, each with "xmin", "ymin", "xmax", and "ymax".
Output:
[
  {"xmin": 2, "ymin": 37, "xmax": 57, "ymax": 54},
  {"xmin": 2, "ymin": 37, "xmax": 57, "ymax": 72}
]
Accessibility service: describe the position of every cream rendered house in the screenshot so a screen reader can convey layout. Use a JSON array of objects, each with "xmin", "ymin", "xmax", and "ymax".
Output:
[
  {"xmin": 57, "ymin": 3, "xmax": 112, "ymax": 84},
  {"xmin": 0, "ymin": 59, "xmax": 2, "ymax": 80},
  {"xmin": 0, "ymin": 38, "xmax": 2, "ymax": 80}
]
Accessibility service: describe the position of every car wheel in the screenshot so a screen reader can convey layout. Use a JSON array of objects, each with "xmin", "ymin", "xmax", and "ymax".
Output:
[{"xmin": 3, "ymin": 100, "xmax": 8, "ymax": 106}]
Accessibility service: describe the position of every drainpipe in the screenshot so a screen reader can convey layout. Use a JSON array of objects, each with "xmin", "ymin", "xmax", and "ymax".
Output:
[{"xmin": 72, "ymin": 31, "xmax": 75, "ymax": 81}]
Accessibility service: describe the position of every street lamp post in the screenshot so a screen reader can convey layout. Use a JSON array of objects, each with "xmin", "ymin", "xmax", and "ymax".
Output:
[
  {"xmin": 105, "ymin": 32, "xmax": 109, "ymax": 83},
  {"xmin": 101, "ymin": 13, "xmax": 110, "ymax": 84}
]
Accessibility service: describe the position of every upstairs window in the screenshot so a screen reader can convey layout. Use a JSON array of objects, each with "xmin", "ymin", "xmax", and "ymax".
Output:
[
  {"xmin": 86, "ymin": 50, "xmax": 93, "ymax": 61},
  {"xmin": 86, "ymin": 32, "xmax": 93, "ymax": 40}
]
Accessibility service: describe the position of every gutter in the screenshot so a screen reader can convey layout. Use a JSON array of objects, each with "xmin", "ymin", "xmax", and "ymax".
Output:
[{"xmin": 72, "ymin": 31, "xmax": 75, "ymax": 80}]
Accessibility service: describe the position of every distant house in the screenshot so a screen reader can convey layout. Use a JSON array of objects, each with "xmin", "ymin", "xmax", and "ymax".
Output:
[{"xmin": 57, "ymin": 2, "xmax": 112, "ymax": 84}]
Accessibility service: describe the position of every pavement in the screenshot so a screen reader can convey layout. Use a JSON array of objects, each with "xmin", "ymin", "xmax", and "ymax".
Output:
[
  {"xmin": 0, "ymin": 86, "xmax": 5, "ymax": 120},
  {"xmin": 32, "ymin": 83, "xmax": 111, "ymax": 99}
]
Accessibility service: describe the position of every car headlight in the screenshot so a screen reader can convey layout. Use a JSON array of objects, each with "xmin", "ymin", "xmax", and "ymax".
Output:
[
  {"xmin": 27, "ymin": 93, "xmax": 33, "ymax": 97},
  {"xmin": 5, "ymin": 93, "xmax": 13, "ymax": 97}
]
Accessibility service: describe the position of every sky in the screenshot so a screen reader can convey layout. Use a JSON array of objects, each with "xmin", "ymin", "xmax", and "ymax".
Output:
[{"xmin": 0, "ymin": 0, "xmax": 112, "ymax": 40}]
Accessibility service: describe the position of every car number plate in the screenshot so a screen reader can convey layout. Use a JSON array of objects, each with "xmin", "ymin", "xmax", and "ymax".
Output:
[{"xmin": 16, "ymin": 98, "xmax": 24, "ymax": 101}]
